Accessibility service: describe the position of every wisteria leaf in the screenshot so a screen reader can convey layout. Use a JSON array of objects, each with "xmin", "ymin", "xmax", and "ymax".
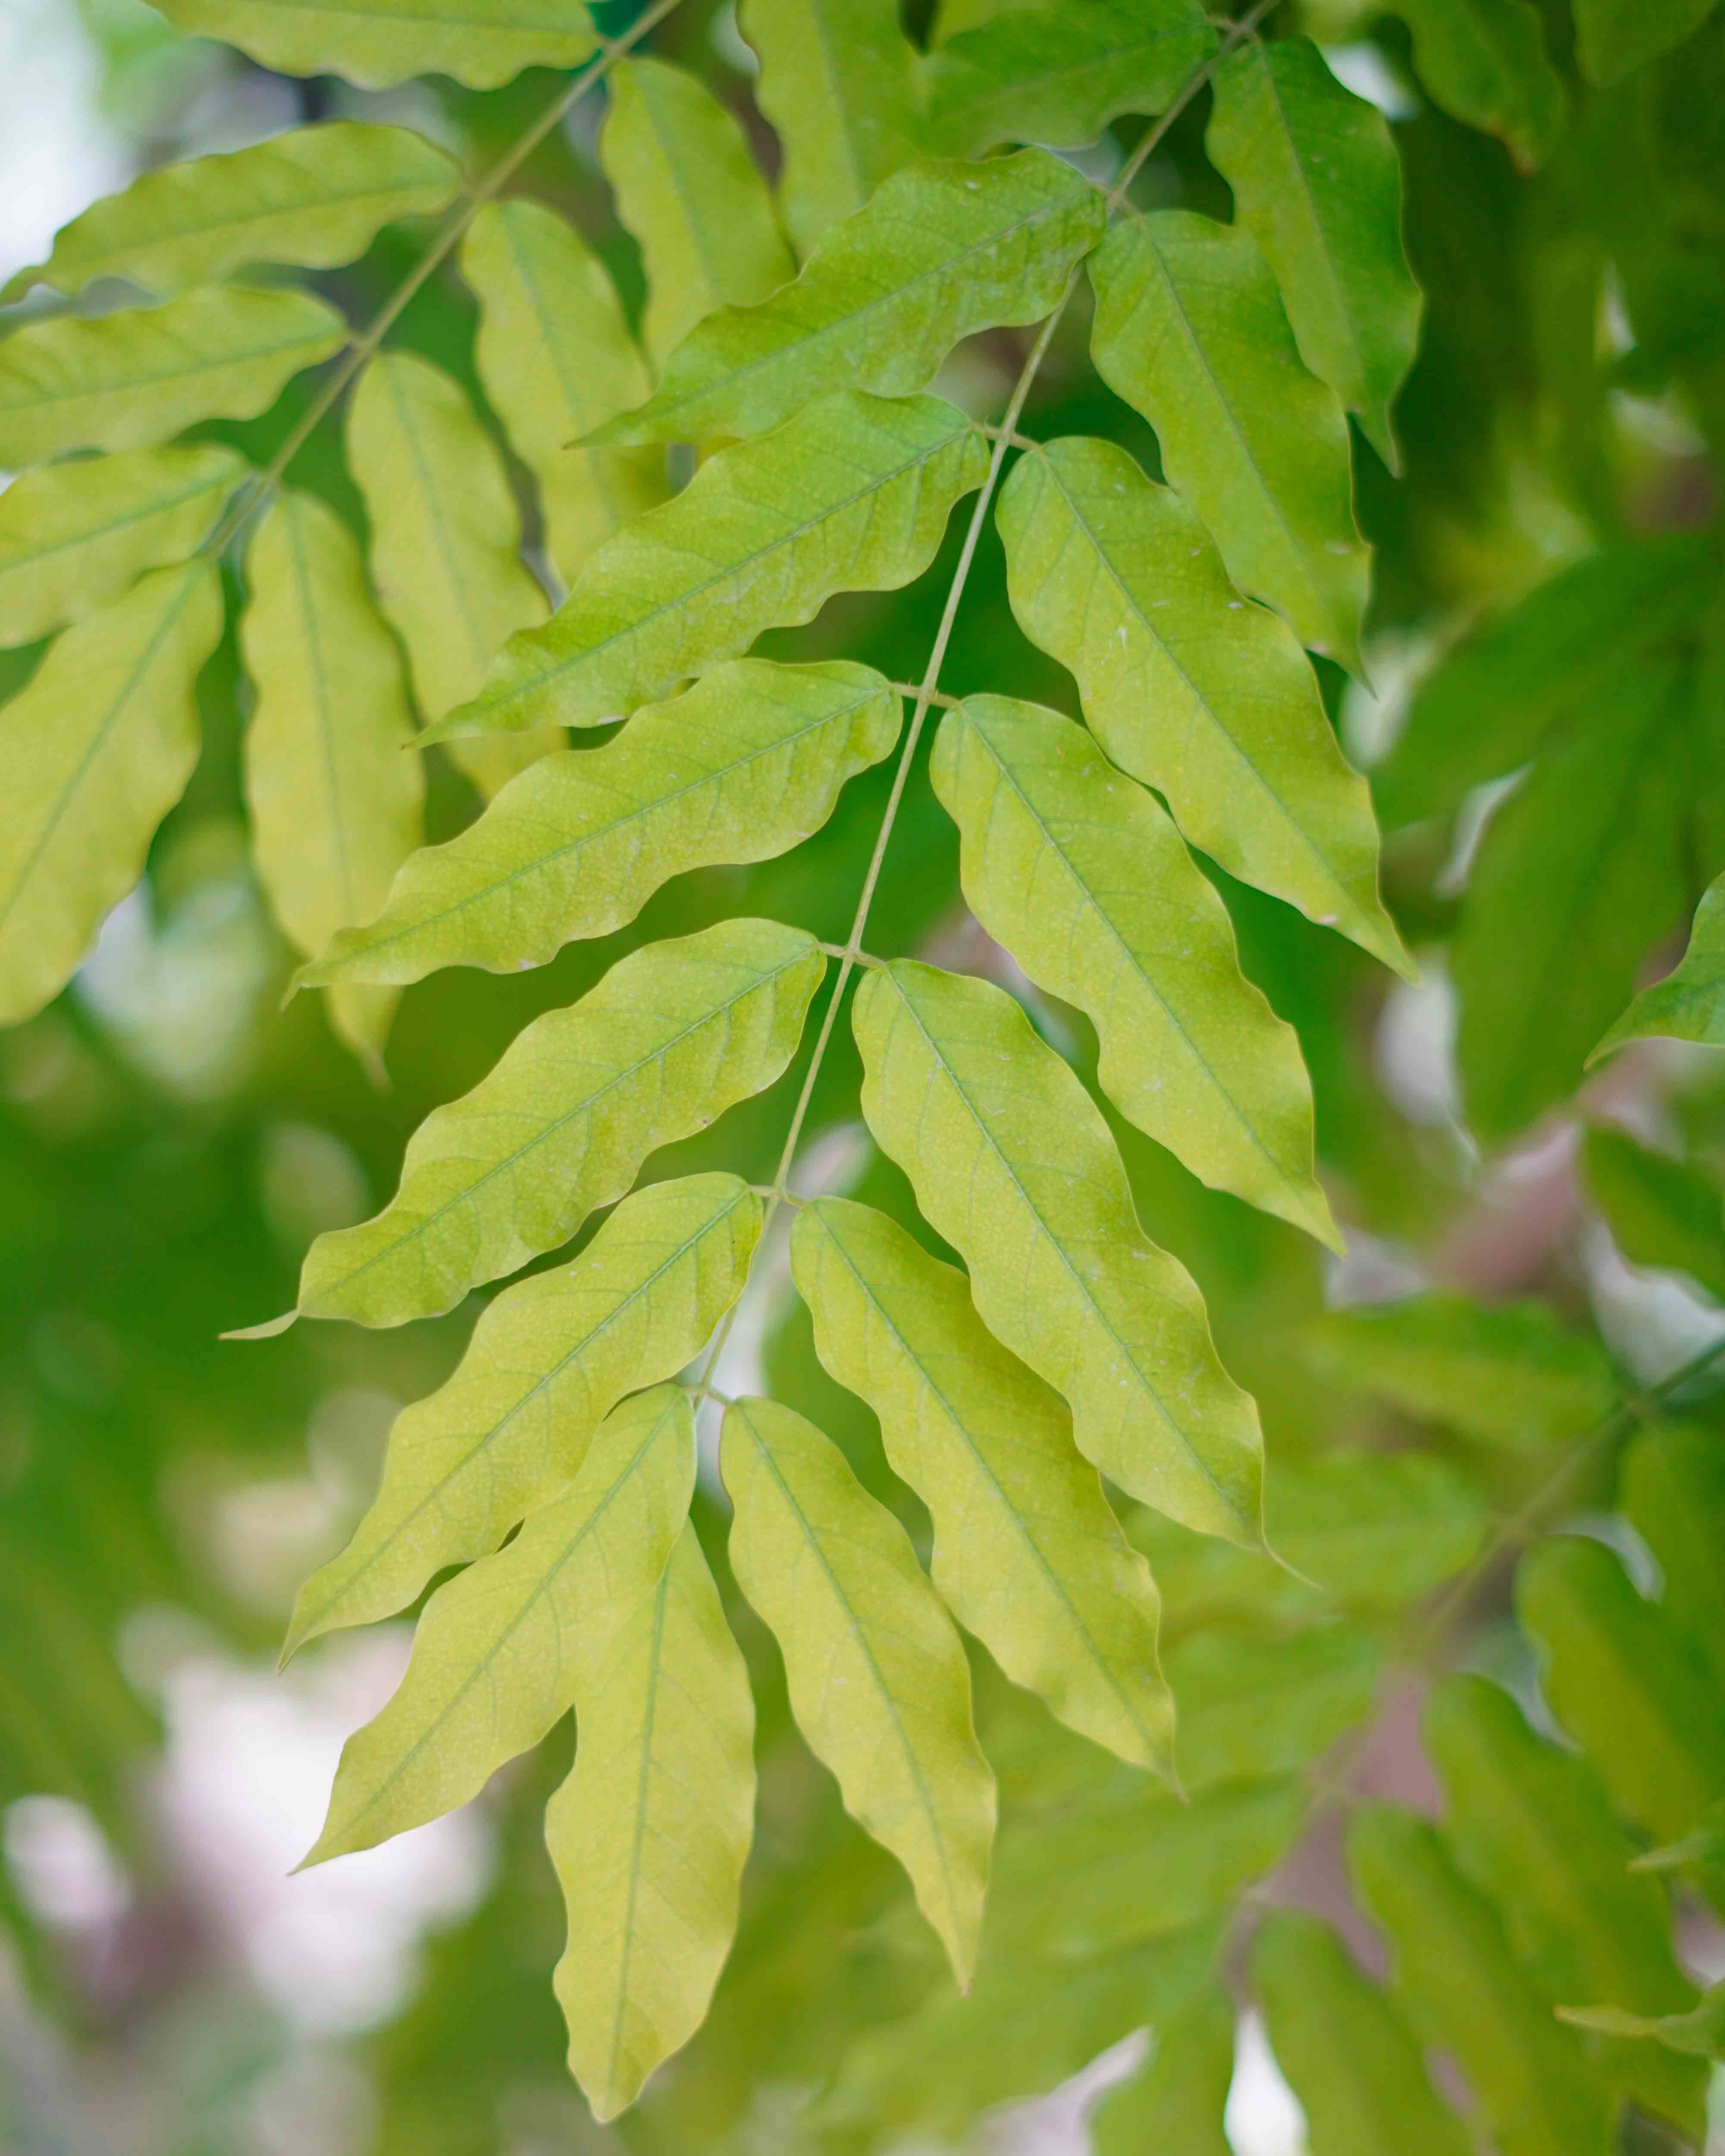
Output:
[
  {"xmin": 0, "ymin": 285, "xmax": 345, "ymax": 467},
  {"xmin": 934, "ymin": 694, "xmax": 1336, "ymax": 1245},
  {"xmin": 1620, "ymin": 1421, "xmax": 1725, "ymax": 1695},
  {"xmin": 548, "ymin": 1526, "xmax": 754, "ymax": 2122},
  {"xmin": 426, "ymin": 392, "xmax": 986, "ymax": 741},
  {"xmin": 1089, "ymin": 1981, "xmax": 1235, "ymax": 2156},
  {"xmin": 148, "ymin": 0, "xmax": 596, "ymax": 90},
  {"xmin": 283, "ymin": 1181, "xmax": 753, "ymax": 1660},
  {"xmin": 304, "ymin": 1384, "xmax": 693, "ymax": 1865},
  {"xmin": 0, "ymin": 560, "xmax": 222, "ymax": 1027},
  {"xmin": 722, "ymin": 1394, "xmax": 995, "ymax": 1985},
  {"xmin": 995, "ymin": 436, "xmax": 1404, "ymax": 974},
  {"xmin": 1572, "ymin": 0, "xmax": 1720, "ymax": 84},
  {"xmin": 1089, "ymin": 213, "xmax": 1370, "ymax": 673},
  {"xmin": 4, "ymin": 122, "xmax": 459, "ymax": 301},
  {"xmin": 1167, "ymin": 1624, "xmax": 1381, "ymax": 1792},
  {"xmin": 1393, "ymin": 0, "xmax": 1566, "ymax": 170},
  {"xmin": 1592, "ymin": 873, "xmax": 1725, "ymax": 1059},
  {"xmin": 302, "ymin": 662, "xmax": 897, "ymax": 987},
  {"xmin": 296, "ymin": 921, "xmax": 816, "ymax": 1327},
  {"xmin": 791, "ymin": 1194, "xmax": 1174, "ymax": 1774},
  {"xmin": 0, "ymin": 441, "xmax": 244, "ymax": 649},
  {"xmin": 1560, "ymin": 1985, "xmax": 1725, "ymax": 2063},
  {"xmin": 853, "ymin": 959, "xmax": 1266, "ymax": 1546},
  {"xmin": 1582, "ymin": 1125, "xmax": 1725, "ymax": 1302},
  {"xmin": 594, "ymin": 149, "xmax": 1103, "ymax": 447}
]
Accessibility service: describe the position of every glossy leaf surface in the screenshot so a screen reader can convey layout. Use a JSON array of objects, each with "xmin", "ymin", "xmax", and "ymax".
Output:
[{"xmin": 149, "ymin": 0, "xmax": 595, "ymax": 88}]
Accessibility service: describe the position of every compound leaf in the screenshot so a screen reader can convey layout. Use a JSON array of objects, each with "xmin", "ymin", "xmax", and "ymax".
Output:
[
  {"xmin": 147, "ymin": 0, "xmax": 595, "ymax": 89},
  {"xmin": 547, "ymin": 1525, "xmax": 754, "ymax": 2122},
  {"xmin": 933, "ymin": 693, "xmax": 1336, "ymax": 1246},
  {"xmin": 1089, "ymin": 213, "xmax": 1370, "ymax": 673},
  {"xmin": 283, "ymin": 1183, "xmax": 752, "ymax": 1659},
  {"xmin": 302, "ymin": 663, "xmax": 897, "ymax": 987},
  {"xmin": 790, "ymin": 1194, "xmax": 1174, "ymax": 1774},
  {"xmin": 305, "ymin": 1384, "xmax": 693, "ymax": 1865},
  {"xmin": 1592, "ymin": 872, "xmax": 1725, "ymax": 1058},
  {"xmin": 1089, "ymin": 1980, "xmax": 1235, "ymax": 2156},
  {"xmin": 995, "ymin": 436, "xmax": 1403, "ymax": 973},
  {"xmin": 1583, "ymin": 1125, "xmax": 1725, "ymax": 1301},
  {"xmin": 853, "ymin": 959, "xmax": 1266, "ymax": 1547},
  {"xmin": 1392, "ymin": 0, "xmax": 1566, "ymax": 169},
  {"xmin": 721, "ymin": 1393, "xmax": 995, "ymax": 1986},
  {"xmin": 0, "ymin": 560, "xmax": 222, "ymax": 1027},
  {"xmin": 296, "ymin": 922, "xmax": 816, "ymax": 1327}
]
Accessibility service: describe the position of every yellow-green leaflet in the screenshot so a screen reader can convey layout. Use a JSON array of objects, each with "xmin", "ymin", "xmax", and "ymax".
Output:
[
  {"xmin": 1593, "ymin": 874, "xmax": 1725, "ymax": 1058},
  {"xmin": 1088, "ymin": 213, "xmax": 1370, "ymax": 674},
  {"xmin": 0, "ymin": 285, "xmax": 345, "ymax": 467},
  {"xmin": 427, "ymin": 393, "xmax": 987, "ymax": 741},
  {"xmin": 740, "ymin": 0, "xmax": 926, "ymax": 257},
  {"xmin": 295, "ymin": 923, "xmax": 816, "ymax": 1327},
  {"xmin": 1392, "ymin": 0, "xmax": 1566, "ymax": 171},
  {"xmin": 547, "ymin": 1526, "xmax": 754, "ymax": 2121},
  {"xmin": 283, "ymin": 1178, "xmax": 756, "ymax": 1661},
  {"xmin": 241, "ymin": 489, "xmax": 423, "ymax": 1075},
  {"xmin": 595, "ymin": 150, "xmax": 1104, "ymax": 446},
  {"xmin": 722, "ymin": 1395, "xmax": 995, "ymax": 1984},
  {"xmin": 1252, "ymin": 1912, "xmax": 1472, "ymax": 2156},
  {"xmin": 995, "ymin": 437, "xmax": 1404, "ymax": 975},
  {"xmin": 1090, "ymin": 1981, "xmax": 1234, "ymax": 2156},
  {"xmin": 148, "ymin": 0, "xmax": 595, "ymax": 90},
  {"xmin": 599, "ymin": 57, "xmax": 794, "ymax": 367},
  {"xmin": 305, "ymin": 1385, "xmax": 694, "ymax": 1866},
  {"xmin": 933, "ymin": 695, "xmax": 1336, "ymax": 1246},
  {"xmin": 1621, "ymin": 1423, "xmax": 1725, "ymax": 1696},
  {"xmin": 301, "ymin": 663, "xmax": 897, "ymax": 987},
  {"xmin": 0, "ymin": 560, "xmax": 222, "ymax": 1027},
  {"xmin": 0, "ymin": 442, "xmax": 244, "ymax": 648},
  {"xmin": 4, "ymin": 123, "xmax": 460, "ymax": 301},
  {"xmin": 345, "ymin": 349, "xmax": 554, "ymax": 801},
  {"xmin": 790, "ymin": 1196, "xmax": 1174, "ymax": 1774},
  {"xmin": 853, "ymin": 961, "xmax": 1266, "ymax": 1547},
  {"xmin": 1207, "ymin": 39, "xmax": 1422, "ymax": 472},
  {"xmin": 460, "ymin": 201, "xmax": 664, "ymax": 589}
]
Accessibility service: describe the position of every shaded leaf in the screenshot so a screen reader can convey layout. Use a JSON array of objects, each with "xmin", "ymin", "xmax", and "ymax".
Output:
[
  {"xmin": 1583, "ymin": 1124, "xmax": 1725, "ymax": 1300},
  {"xmin": 1620, "ymin": 1420, "xmax": 1725, "ymax": 1694},
  {"xmin": 1592, "ymin": 871, "xmax": 1725, "ymax": 1058},
  {"xmin": 1167, "ymin": 1623, "xmax": 1381, "ymax": 1791},
  {"xmin": 1089, "ymin": 1981, "xmax": 1235, "ymax": 2156},
  {"xmin": 148, "ymin": 0, "xmax": 595, "ymax": 90},
  {"xmin": 1572, "ymin": 0, "xmax": 1719, "ymax": 87},
  {"xmin": 1392, "ymin": 0, "xmax": 1566, "ymax": 169}
]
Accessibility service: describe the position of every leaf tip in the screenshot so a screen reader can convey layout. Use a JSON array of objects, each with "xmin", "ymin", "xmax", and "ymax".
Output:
[{"xmin": 221, "ymin": 1309, "xmax": 298, "ymax": 1341}]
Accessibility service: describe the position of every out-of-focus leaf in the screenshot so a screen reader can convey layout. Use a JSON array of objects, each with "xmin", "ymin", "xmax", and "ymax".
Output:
[
  {"xmin": 1571, "ymin": 0, "xmax": 1721, "ymax": 85},
  {"xmin": 790, "ymin": 1194, "xmax": 1175, "ymax": 1774},
  {"xmin": 1089, "ymin": 1980, "xmax": 1235, "ymax": 2156},
  {"xmin": 1593, "ymin": 872, "xmax": 1725, "ymax": 1059},
  {"xmin": 1619, "ymin": 1420, "xmax": 1725, "ymax": 1693},
  {"xmin": 426, "ymin": 392, "xmax": 986, "ymax": 741},
  {"xmin": 1088, "ymin": 213, "xmax": 1370, "ymax": 673},
  {"xmin": 0, "ymin": 285, "xmax": 345, "ymax": 465},
  {"xmin": 304, "ymin": 1384, "xmax": 693, "ymax": 1864},
  {"xmin": 1561, "ymin": 1984, "xmax": 1725, "ymax": 2063},
  {"xmin": 1166, "ymin": 1623, "xmax": 1381, "ymax": 1790},
  {"xmin": 722, "ymin": 1393, "xmax": 995, "ymax": 1985},
  {"xmin": 0, "ymin": 559, "xmax": 222, "ymax": 1026},
  {"xmin": 1583, "ymin": 1125, "xmax": 1725, "ymax": 1300},
  {"xmin": 1303, "ymin": 1292, "xmax": 1616, "ymax": 1447},
  {"xmin": 1392, "ymin": 0, "xmax": 1566, "ymax": 170},
  {"xmin": 147, "ymin": 0, "xmax": 595, "ymax": 88},
  {"xmin": 282, "ymin": 1177, "xmax": 756, "ymax": 1657},
  {"xmin": 598, "ymin": 56, "xmax": 794, "ymax": 367},
  {"xmin": 547, "ymin": 1526, "xmax": 753, "ymax": 2121}
]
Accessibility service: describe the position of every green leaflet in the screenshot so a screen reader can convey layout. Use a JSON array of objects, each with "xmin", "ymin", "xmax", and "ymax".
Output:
[
  {"xmin": 1426, "ymin": 1673, "xmax": 1706, "ymax": 2134},
  {"xmin": 547, "ymin": 1526, "xmax": 754, "ymax": 2122},
  {"xmin": 1583, "ymin": 1125, "xmax": 1725, "ymax": 1300},
  {"xmin": 1347, "ymin": 1803, "xmax": 1613, "ymax": 2156},
  {"xmin": 148, "ymin": 0, "xmax": 594, "ymax": 89},
  {"xmin": 1573, "ymin": 0, "xmax": 1720, "ymax": 83},
  {"xmin": 932, "ymin": 693, "xmax": 1337, "ymax": 1246},
  {"xmin": 4, "ymin": 122, "xmax": 459, "ymax": 302},
  {"xmin": 460, "ymin": 201, "xmax": 664, "ymax": 589},
  {"xmin": 1620, "ymin": 1422, "xmax": 1725, "ymax": 1695},
  {"xmin": 301, "ymin": 664, "xmax": 897, "ymax": 987},
  {"xmin": 345, "ymin": 349, "xmax": 554, "ymax": 802},
  {"xmin": 1455, "ymin": 659, "xmax": 1689, "ymax": 1142},
  {"xmin": 1207, "ymin": 38, "xmax": 1421, "ymax": 471},
  {"xmin": 1517, "ymin": 1534, "xmax": 1725, "ymax": 1845},
  {"xmin": 0, "ymin": 560, "xmax": 222, "ymax": 1028},
  {"xmin": 927, "ymin": 0, "xmax": 1214, "ymax": 159},
  {"xmin": 242, "ymin": 489, "xmax": 423, "ymax": 1074},
  {"xmin": 426, "ymin": 393, "xmax": 987, "ymax": 741},
  {"xmin": 1166, "ymin": 1625, "xmax": 1381, "ymax": 1791},
  {"xmin": 1252, "ymin": 1912, "xmax": 1471, "ymax": 2156},
  {"xmin": 0, "ymin": 442, "xmax": 244, "ymax": 649},
  {"xmin": 599, "ymin": 57, "xmax": 794, "ymax": 368},
  {"xmin": 593, "ymin": 149, "xmax": 1104, "ymax": 448},
  {"xmin": 1089, "ymin": 1981, "xmax": 1234, "ymax": 2156},
  {"xmin": 853, "ymin": 959, "xmax": 1266, "ymax": 1547},
  {"xmin": 740, "ymin": 0, "xmax": 926, "ymax": 257},
  {"xmin": 1563, "ymin": 1984, "xmax": 1725, "ymax": 2063},
  {"xmin": 1593, "ymin": 874, "xmax": 1725, "ymax": 1058},
  {"xmin": 1303, "ymin": 1293, "xmax": 1615, "ymax": 1448},
  {"xmin": 283, "ymin": 1179, "xmax": 754, "ymax": 1661},
  {"xmin": 304, "ymin": 1385, "xmax": 694, "ymax": 1866},
  {"xmin": 994, "ymin": 436, "xmax": 1404, "ymax": 974},
  {"xmin": 296, "ymin": 923, "xmax": 815, "ymax": 1327},
  {"xmin": 790, "ymin": 1195, "xmax": 1174, "ymax": 1774},
  {"xmin": 1392, "ymin": 0, "xmax": 1565, "ymax": 169},
  {"xmin": 721, "ymin": 1394, "xmax": 995, "ymax": 1986},
  {"xmin": 0, "ymin": 285, "xmax": 345, "ymax": 467},
  {"xmin": 1088, "ymin": 214, "xmax": 1370, "ymax": 674}
]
